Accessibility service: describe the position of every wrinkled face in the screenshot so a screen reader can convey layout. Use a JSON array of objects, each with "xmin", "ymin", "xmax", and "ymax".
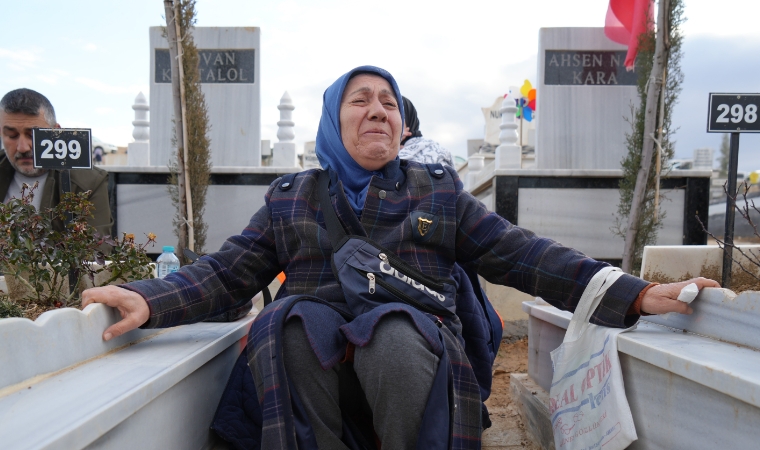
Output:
[
  {"xmin": 339, "ymin": 74, "xmax": 402, "ymax": 171},
  {"xmin": 0, "ymin": 110, "xmax": 55, "ymax": 177}
]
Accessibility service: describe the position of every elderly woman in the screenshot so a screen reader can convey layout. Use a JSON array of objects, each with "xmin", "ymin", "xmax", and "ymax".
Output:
[{"xmin": 83, "ymin": 66, "xmax": 717, "ymax": 450}]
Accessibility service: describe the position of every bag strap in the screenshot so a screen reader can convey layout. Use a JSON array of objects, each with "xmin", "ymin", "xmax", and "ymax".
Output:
[
  {"xmin": 564, "ymin": 266, "xmax": 624, "ymax": 341},
  {"xmin": 318, "ymin": 170, "xmax": 349, "ymax": 248}
]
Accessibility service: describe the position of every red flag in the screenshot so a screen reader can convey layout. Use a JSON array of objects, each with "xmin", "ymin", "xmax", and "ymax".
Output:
[{"xmin": 604, "ymin": 0, "xmax": 654, "ymax": 69}]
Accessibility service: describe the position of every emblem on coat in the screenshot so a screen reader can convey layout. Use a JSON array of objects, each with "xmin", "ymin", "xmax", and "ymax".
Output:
[
  {"xmin": 410, "ymin": 211, "xmax": 438, "ymax": 243},
  {"xmin": 417, "ymin": 217, "xmax": 433, "ymax": 236}
]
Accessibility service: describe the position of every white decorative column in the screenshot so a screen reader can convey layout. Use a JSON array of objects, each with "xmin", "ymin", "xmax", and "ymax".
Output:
[
  {"xmin": 495, "ymin": 96, "xmax": 522, "ymax": 169},
  {"xmin": 127, "ymin": 92, "xmax": 151, "ymax": 166},
  {"xmin": 272, "ymin": 92, "xmax": 299, "ymax": 167}
]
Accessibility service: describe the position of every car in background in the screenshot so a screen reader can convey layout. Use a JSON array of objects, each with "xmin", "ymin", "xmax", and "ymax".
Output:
[{"xmin": 92, "ymin": 137, "xmax": 118, "ymax": 154}]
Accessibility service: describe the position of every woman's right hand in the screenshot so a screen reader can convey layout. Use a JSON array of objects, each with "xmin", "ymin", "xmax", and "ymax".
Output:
[{"xmin": 81, "ymin": 286, "xmax": 150, "ymax": 341}]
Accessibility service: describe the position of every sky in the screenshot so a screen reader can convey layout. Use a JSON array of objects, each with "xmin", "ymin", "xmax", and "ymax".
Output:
[{"xmin": 1, "ymin": 0, "xmax": 759, "ymax": 173}]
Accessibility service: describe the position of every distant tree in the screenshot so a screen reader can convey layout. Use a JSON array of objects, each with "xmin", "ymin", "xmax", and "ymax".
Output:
[
  {"xmin": 718, "ymin": 133, "xmax": 730, "ymax": 178},
  {"xmin": 616, "ymin": 0, "xmax": 685, "ymax": 275},
  {"xmin": 164, "ymin": 0, "xmax": 211, "ymax": 263},
  {"xmin": 176, "ymin": 0, "xmax": 211, "ymax": 256}
]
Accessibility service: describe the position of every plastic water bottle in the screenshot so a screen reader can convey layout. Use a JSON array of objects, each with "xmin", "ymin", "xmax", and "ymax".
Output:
[{"xmin": 157, "ymin": 246, "xmax": 180, "ymax": 278}]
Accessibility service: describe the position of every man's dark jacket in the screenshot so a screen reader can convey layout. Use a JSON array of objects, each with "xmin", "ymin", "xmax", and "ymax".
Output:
[{"xmin": 0, "ymin": 150, "xmax": 112, "ymax": 237}]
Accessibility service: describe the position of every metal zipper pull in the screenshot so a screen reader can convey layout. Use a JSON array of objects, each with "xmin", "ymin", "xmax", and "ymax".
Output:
[
  {"xmin": 367, "ymin": 273, "xmax": 376, "ymax": 294},
  {"xmin": 378, "ymin": 253, "xmax": 388, "ymax": 263}
]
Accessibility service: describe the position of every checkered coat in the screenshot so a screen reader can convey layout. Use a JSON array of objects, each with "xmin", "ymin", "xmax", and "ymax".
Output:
[
  {"xmin": 127, "ymin": 161, "xmax": 647, "ymax": 329},
  {"xmin": 125, "ymin": 161, "xmax": 648, "ymax": 448}
]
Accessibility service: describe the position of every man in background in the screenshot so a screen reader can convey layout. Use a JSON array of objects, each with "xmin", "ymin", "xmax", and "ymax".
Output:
[{"xmin": 0, "ymin": 88, "xmax": 112, "ymax": 237}]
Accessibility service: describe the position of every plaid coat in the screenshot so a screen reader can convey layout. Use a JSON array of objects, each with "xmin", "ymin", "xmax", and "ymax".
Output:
[
  {"xmin": 125, "ymin": 160, "xmax": 649, "ymax": 448},
  {"xmin": 127, "ymin": 161, "xmax": 647, "ymax": 329}
]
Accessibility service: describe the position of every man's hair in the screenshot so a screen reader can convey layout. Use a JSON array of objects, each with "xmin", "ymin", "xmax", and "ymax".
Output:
[{"xmin": 0, "ymin": 88, "xmax": 56, "ymax": 126}]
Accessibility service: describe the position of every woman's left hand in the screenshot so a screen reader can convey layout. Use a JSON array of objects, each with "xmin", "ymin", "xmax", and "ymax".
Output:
[{"xmin": 640, "ymin": 277, "xmax": 721, "ymax": 315}]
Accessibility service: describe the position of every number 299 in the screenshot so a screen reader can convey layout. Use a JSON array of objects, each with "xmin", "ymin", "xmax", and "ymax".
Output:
[{"xmin": 39, "ymin": 139, "xmax": 82, "ymax": 159}]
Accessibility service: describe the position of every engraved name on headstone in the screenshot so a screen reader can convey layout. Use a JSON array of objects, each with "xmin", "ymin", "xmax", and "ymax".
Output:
[
  {"xmin": 544, "ymin": 51, "xmax": 638, "ymax": 86},
  {"xmin": 154, "ymin": 49, "xmax": 255, "ymax": 84}
]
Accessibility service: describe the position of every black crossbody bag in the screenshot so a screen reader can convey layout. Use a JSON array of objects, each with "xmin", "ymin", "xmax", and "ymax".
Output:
[{"xmin": 318, "ymin": 170, "xmax": 457, "ymax": 321}]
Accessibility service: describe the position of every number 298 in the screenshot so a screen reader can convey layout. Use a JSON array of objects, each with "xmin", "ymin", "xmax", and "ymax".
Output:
[
  {"xmin": 716, "ymin": 104, "xmax": 758, "ymax": 124},
  {"xmin": 39, "ymin": 139, "xmax": 82, "ymax": 159}
]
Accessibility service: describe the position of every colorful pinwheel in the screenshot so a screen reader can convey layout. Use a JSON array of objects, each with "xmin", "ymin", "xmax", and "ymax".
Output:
[{"xmin": 513, "ymin": 80, "xmax": 537, "ymax": 122}]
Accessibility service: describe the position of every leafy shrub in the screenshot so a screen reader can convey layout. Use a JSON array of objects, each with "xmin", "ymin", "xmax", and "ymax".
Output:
[{"xmin": 0, "ymin": 182, "xmax": 155, "ymax": 316}]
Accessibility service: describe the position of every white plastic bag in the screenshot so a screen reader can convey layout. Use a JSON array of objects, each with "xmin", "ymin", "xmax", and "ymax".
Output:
[{"xmin": 549, "ymin": 267, "xmax": 638, "ymax": 450}]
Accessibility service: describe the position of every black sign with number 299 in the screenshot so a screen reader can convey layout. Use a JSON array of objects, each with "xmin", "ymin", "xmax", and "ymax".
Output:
[
  {"xmin": 707, "ymin": 93, "xmax": 760, "ymax": 133},
  {"xmin": 32, "ymin": 128, "xmax": 92, "ymax": 170}
]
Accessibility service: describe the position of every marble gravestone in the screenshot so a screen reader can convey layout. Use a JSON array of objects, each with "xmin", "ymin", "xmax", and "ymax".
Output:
[
  {"xmin": 149, "ymin": 27, "xmax": 261, "ymax": 167},
  {"xmin": 535, "ymin": 27, "xmax": 639, "ymax": 170},
  {"xmin": 482, "ymin": 96, "xmax": 504, "ymax": 146}
]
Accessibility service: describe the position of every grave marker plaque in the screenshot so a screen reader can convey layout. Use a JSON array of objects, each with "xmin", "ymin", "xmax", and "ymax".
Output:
[
  {"xmin": 154, "ymin": 49, "xmax": 255, "ymax": 84},
  {"xmin": 32, "ymin": 128, "xmax": 92, "ymax": 170},
  {"xmin": 544, "ymin": 51, "xmax": 638, "ymax": 86}
]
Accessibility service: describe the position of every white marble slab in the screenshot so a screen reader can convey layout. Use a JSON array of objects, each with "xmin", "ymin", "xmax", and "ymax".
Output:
[
  {"xmin": 103, "ymin": 165, "xmax": 296, "ymax": 174},
  {"xmin": 522, "ymin": 299, "xmax": 760, "ymax": 409},
  {"xmin": 149, "ymin": 27, "xmax": 262, "ymax": 168},
  {"xmin": 0, "ymin": 305, "xmax": 159, "ymax": 389},
  {"xmin": 517, "ymin": 188, "xmax": 684, "ymax": 259},
  {"xmin": 492, "ymin": 168, "xmax": 712, "ymax": 178},
  {"xmin": 0, "ymin": 303, "xmax": 255, "ymax": 449},
  {"xmin": 116, "ymin": 184, "xmax": 268, "ymax": 252}
]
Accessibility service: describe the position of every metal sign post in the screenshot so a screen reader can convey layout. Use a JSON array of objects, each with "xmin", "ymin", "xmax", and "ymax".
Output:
[
  {"xmin": 707, "ymin": 93, "xmax": 760, "ymax": 289},
  {"xmin": 31, "ymin": 128, "xmax": 93, "ymax": 297}
]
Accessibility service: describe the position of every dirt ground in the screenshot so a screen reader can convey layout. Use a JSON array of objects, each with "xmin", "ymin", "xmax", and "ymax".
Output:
[{"xmin": 482, "ymin": 336, "xmax": 542, "ymax": 449}]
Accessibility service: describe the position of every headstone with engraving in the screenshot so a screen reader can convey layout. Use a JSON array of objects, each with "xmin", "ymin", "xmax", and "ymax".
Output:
[
  {"xmin": 536, "ymin": 27, "xmax": 639, "ymax": 169},
  {"xmin": 149, "ymin": 27, "xmax": 261, "ymax": 167},
  {"xmin": 482, "ymin": 96, "xmax": 504, "ymax": 146}
]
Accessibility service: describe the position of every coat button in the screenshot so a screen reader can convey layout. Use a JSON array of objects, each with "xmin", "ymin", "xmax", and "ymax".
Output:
[
  {"xmin": 434, "ymin": 169, "xmax": 444, "ymax": 175},
  {"xmin": 395, "ymin": 182, "xmax": 400, "ymax": 190},
  {"xmin": 378, "ymin": 190, "xmax": 387, "ymax": 199}
]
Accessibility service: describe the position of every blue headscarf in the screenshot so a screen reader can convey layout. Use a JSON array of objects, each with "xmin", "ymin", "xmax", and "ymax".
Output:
[{"xmin": 316, "ymin": 66, "xmax": 405, "ymax": 215}]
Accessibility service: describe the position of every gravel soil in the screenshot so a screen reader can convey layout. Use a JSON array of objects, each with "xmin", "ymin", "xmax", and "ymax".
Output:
[{"xmin": 482, "ymin": 336, "xmax": 542, "ymax": 449}]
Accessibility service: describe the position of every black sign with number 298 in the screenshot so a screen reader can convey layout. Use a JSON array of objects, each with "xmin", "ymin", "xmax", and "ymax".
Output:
[
  {"xmin": 32, "ymin": 128, "xmax": 92, "ymax": 170},
  {"xmin": 707, "ymin": 93, "xmax": 760, "ymax": 133}
]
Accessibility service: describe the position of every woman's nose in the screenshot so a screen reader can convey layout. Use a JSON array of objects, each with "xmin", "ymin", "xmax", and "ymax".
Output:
[{"xmin": 368, "ymin": 98, "xmax": 388, "ymax": 122}]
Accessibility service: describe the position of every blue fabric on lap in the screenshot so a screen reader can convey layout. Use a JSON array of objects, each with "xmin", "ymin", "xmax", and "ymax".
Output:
[
  {"xmin": 286, "ymin": 300, "xmax": 349, "ymax": 370},
  {"xmin": 340, "ymin": 302, "xmax": 444, "ymax": 356}
]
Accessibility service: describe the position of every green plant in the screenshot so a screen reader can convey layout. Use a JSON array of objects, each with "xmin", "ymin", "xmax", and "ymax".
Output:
[
  {"xmin": 88, "ymin": 232, "xmax": 157, "ymax": 287},
  {"xmin": 0, "ymin": 183, "xmax": 96, "ymax": 307},
  {"xmin": 0, "ymin": 296, "xmax": 24, "ymax": 318},
  {"xmin": 0, "ymin": 182, "xmax": 155, "ymax": 315},
  {"xmin": 165, "ymin": 0, "xmax": 212, "ymax": 264}
]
